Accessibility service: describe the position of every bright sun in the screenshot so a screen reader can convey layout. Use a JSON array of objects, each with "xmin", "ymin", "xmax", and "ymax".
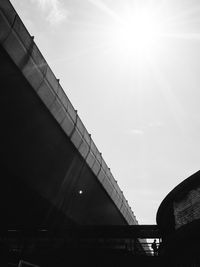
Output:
[{"xmin": 108, "ymin": 7, "xmax": 165, "ymax": 59}]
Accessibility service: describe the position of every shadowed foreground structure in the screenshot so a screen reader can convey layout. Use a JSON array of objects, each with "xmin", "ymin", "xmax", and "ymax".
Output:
[
  {"xmin": 1, "ymin": 226, "xmax": 161, "ymax": 266},
  {"xmin": 157, "ymin": 170, "xmax": 200, "ymax": 267}
]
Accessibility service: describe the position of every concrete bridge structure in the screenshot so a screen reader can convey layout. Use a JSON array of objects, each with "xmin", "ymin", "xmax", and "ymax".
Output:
[{"xmin": 0, "ymin": 0, "xmax": 138, "ymax": 229}]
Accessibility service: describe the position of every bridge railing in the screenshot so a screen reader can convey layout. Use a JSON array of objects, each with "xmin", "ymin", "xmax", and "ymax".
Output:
[{"xmin": 1, "ymin": 225, "xmax": 161, "ymax": 261}]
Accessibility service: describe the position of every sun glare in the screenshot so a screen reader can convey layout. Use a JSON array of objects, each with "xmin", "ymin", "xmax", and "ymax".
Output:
[{"xmin": 108, "ymin": 7, "xmax": 165, "ymax": 59}]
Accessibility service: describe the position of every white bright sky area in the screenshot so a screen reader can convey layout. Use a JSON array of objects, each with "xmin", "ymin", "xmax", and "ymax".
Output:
[{"xmin": 10, "ymin": 0, "xmax": 200, "ymax": 224}]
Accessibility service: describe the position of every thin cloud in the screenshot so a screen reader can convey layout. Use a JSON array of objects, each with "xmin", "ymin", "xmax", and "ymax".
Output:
[
  {"xmin": 127, "ymin": 121, "xmax": 164, "ymax": 136},
  {"xmin": 129, "ymin": 129, "xmax": 145, "ymax": 135},
  {"xmin": 148, "ymin": 121, "xmax": 165, "ymax": 128},
  {"xmin": 32, "ymin": 0, "xmax": 68, "ymax": 25}
]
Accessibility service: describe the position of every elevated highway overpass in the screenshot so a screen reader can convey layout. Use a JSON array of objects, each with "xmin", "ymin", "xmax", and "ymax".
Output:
[{"xmin": 0, "ymin": 0, "xmax": 138, "ymax": 229}]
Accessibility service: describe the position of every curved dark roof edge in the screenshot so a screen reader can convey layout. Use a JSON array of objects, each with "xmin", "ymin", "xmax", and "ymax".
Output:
[{"xmin": 156, "ymin": 170, "xmax": 200, "ymax": 225}]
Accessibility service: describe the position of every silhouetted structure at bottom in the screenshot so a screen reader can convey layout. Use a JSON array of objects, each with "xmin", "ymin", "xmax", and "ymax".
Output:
[{"xmin": 1, "ymin": 226, "xmax": 161, "ymax": 267}]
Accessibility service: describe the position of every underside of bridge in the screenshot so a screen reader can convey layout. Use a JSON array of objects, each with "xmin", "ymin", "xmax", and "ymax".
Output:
[
  {"xmin": 0, "ymin": 43, "xmax": 128, "ymax": 228},
  {"xmin": 0, "ymin": 0, "xmax": 138, "ymax": 229}
]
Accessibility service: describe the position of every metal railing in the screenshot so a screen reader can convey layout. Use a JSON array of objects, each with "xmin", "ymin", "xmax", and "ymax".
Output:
[{"xmin": 1, "ymin": 225, "xmax": 162, "ymax": 265}]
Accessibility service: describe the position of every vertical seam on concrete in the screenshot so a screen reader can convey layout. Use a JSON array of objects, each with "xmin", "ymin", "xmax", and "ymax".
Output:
[
  {"xmin": 96, "ymin": 153, "xmax": 102, "ymax": 177},
  {"xmin": 84, "ymin": 134, "xmax": 92, "ymax": 160},
  {"xmin": 1, "ymin": 13, "xmax": 17, "ymax": 44},
  {"xmin": 48, "ymin": 78, "xmax": 60, "ymax": 109},
  {"xmin": 69, "ymin": 110, "xmax": 78, "ymax": 139}
]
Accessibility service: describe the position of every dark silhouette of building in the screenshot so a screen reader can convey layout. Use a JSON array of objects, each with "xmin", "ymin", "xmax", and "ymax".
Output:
[{"xmin": 157, "ymin": 170, "xmax": 200, "ymax": 267}]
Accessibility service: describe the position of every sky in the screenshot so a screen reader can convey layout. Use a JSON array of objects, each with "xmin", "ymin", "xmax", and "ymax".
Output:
[{"xmin": 10, "ymin": 0, "xmax": 200, "ymax": 224}]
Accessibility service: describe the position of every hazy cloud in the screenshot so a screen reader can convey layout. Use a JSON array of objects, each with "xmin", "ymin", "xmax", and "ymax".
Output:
[
  {"xmin": 127, "ymin": 121, "xmax": 165, "ymax": 136},
  {"xmin": 148, "ymin": 121, "xmax": 164, "ymax": 128},
  {"xmin": 129, "ymin": 129, "xmax": 145, "ymax": 135},
  {"xmin": 32, "ymin": 0, "xmax": 68, "ymax": 25}
]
